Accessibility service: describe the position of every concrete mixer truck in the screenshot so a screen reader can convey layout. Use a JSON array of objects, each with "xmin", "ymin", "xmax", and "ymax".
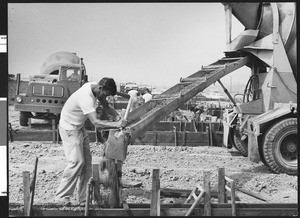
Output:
[
  {"xmin": 14, "ymin": 51, "xmax": 87, "ymax": 126},
  {"xmin": 106, "ymin": 2, "xmax": 297, "ymax": 176},
  {"xmin": 220, "ymin": 2, "xmax": 297, "ymax": 175}
]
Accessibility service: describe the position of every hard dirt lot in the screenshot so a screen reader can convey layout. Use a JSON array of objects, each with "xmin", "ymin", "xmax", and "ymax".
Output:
[{"xmin": 8, "ymin": 106, "xmax": 298, "ymax": 208}]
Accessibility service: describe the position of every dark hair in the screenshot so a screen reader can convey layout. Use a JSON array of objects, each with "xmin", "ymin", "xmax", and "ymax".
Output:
[{"xmin": 98, "ymin": 77, "xmax": 117, "ymax": 96}]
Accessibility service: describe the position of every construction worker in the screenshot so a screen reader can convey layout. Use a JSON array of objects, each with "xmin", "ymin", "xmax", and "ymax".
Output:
[
  {"xmin": 68, "ymin": 69, "xmax": 80, "ymax": 81},
  {"xmin": 127, "ymin": 89, "xmax": 142, "ymax": 111},
  {"xmin": 142, "ymin": 88, "xmax": 152, "ymax": 103},
  {"xmin": 55, "ymin": 77, "xmax": 125, "ymax": 206}
]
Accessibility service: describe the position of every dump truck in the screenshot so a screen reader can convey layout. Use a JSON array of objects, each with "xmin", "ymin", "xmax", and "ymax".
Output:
[
  {"xmin": 104, "ymin": 2, "xmax": 297, "ymax": 176},
  {"xmin": 14, "ymin": 51, "xmax": 87, "ymax": 126}
]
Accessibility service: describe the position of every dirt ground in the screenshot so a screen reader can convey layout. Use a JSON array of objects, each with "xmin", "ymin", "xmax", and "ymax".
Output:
[{"xmin": 8, "ymin": 106, "xmax": 298, "ymax": 207}]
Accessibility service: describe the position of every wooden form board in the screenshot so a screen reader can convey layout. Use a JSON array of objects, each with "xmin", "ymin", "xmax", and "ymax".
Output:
[
  {"xmin": 150, "ymin": 121, "xmax": 223, "ymax": 132},
  {"xmin": 133, "ymin": 131, "xmax": 223, "ymax": 147},
  {"xmin": 11, "ymin": 130, "xmax": 224, "ymax": 147},
  {"xmin": 160, "ymin": 188, "xmax": 240, "ymax": 201},
  {"xmin": 9, "ymin": 203, "xmax": 298, "ymax": 217}
]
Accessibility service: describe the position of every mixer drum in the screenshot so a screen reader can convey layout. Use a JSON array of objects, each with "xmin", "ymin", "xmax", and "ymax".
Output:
[
  {"xmin": 40, "ymin": 51, "xmax": 84, "ymax": 75},
  {"xmin": 229, "ymin": 2, "xmax": 297, "ymax": 78}
]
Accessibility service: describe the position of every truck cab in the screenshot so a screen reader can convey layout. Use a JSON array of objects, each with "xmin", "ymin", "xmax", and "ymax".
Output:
[{"xmin": 14, "ymin": 51, "xmax": 87, "ymax": 126}]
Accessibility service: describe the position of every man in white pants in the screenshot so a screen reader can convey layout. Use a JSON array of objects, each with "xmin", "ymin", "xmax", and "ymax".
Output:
[{"xmin": 55, "ymin": 77, "xmax": 124, "ymax": 206}]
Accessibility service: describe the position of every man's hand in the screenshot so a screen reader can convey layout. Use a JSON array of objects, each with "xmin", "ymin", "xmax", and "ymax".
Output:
[
  {"xmin": 116, "ymin": 119, "xmax": 129, "ymax": 129},
  {"xmin": 88, "ymin": 111, "xmax": 129, "ymax": 129}
]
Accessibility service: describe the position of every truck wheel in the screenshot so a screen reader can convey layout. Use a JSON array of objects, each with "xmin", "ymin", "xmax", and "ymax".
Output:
[
  {"xmin": 20, "ymin": 112, "xmax": 31, "ymax": 126},
  {"xmin": 262, "ymin": 118, "xmax": 297, "ymax": 175},
  {"xmin": 233, "ymin": 130, "xmax": 248, "ymax": 157}
]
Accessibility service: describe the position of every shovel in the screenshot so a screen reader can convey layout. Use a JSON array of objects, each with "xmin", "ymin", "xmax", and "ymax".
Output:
[{"xmin": 104, "ymin": 97, "xmax": 133, "ymax": 161}]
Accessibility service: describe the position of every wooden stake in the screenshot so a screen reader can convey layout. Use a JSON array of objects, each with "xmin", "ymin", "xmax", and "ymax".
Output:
[
  {"xmin": 209, "ymin": 122, "xmax": 213, "ymax": 146},
  {"xmin": 56, "ymin": 125, "xmax": 60, "ymax": 144},
  {"xmin": 173, "ymin": 126, "xmax": 177, "ymax": 146},
  {"xmin": 218, "ymin": 167, "xmax": 227, "ymax": 203},
  {"xmin": 206, "ymin": 126, "xmax": 210, "ymax": 146},
  {"xmin": 230, "ymin": 180, "xmax": 236, "ymax": 216},
  {"xmin": 150, "ymin": 169, "xmax": 160, "ymax": 216},
  {"xmin": 84, "ymin": 181, "xmax": 91, "ymax": 216},
  {"xmin": 28, "ymin": 157, "xmax": 38, "ymax": 216},
  {"xmin": 52, "ymin": 119, "xmax": 56, "ymax": 143},
  {"xmin": 92, "ymin": 164, "xmax": 100, "ymax": 203},
  {"xmin": 23, "ymin": 171, "xmax": 30, "ymax": 216},
  {"xmin": 107, "ymin": 159, "xmax": 123, "ymax": 208},
  {"xmin": 182, "ymin": 122, "xmax": 186, "ymax": 146},
  {"xmin": 28, "ymin": 118, "xmax": 31, "ymax": 129},
  {"xmin": 191, "ymin": 119, "xmax": 197, "ymax": 132},
  {"xmin": 203, "ymin": 171, "xmax": 211, "ymax": 216},
  {"xmin": 153, "ymin": 124, "xmax": 157, "ymax": 146}
]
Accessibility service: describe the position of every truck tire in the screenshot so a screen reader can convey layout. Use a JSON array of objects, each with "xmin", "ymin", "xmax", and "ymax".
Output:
[
  {"xmin": 20, "ymin": 112, "xmax": 31, "ymax": 126},
  {"xmin": 233, "ymin": 130, "xmax": 248, "ymax": 157},
  {"xmin": 262, "ymin": 118, "xmax": 297, "ymax": 175}
]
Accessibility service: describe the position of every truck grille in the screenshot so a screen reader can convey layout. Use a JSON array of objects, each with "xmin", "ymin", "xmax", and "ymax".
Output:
[{"xmin": 33, "ymin": 85, "xmax": 63, "ymax": 97}]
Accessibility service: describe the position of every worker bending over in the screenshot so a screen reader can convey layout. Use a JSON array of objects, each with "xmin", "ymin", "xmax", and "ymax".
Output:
[{"xmin": 55, "ymin": 77, "xmax": 125, "ymax": 206}]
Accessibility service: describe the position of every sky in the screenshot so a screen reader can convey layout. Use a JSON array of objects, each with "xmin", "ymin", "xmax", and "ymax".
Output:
[{"xmin": 7, "ymin": 3, "xmax": 250, "ymax": 91}]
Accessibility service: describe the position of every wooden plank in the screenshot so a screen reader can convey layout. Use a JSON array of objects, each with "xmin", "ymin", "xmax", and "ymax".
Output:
[
  {"xmin": 203, "ymin": 171, "xmax": 211, "ymax": 216},
  {"xmin": 122, "ymin": 181, "xmax": 142, "ymax": 188},
  {"xmin": 9, "ymin": 202, "xmax": 298, "ymax": 209},
  {"xmin": 236, "ymin": 187, "xmax": 267, "ymax": 202},
  {"xmin": 10, "ymin": 205, "xmax": 297, "ymax": 217},
  {"xmin": 23, "ymin": 171, "xmax": 30, "ymax": 216},
  {"xmin": 12, "ymin": 130, "xmax": 54, "ymax": 141},
  {"xmin": 185, "ymin": 186, "xmax": 205, "ymax": 216},
  {"xmin": 160, "ymin": 188, "xmax": 239, "ymax": 201},
  {"xmin": 12, "ymin": 130, "xmax": 222, "ymax": 146},
  {"xmin": 150, "ymin": 169, "xmax": 160, "ymax": 216}
]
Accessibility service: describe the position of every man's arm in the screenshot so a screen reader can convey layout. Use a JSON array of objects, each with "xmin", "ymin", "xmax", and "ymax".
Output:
[{"xmin": 87, "ymin": 111, "xmax": 120, "ymax": 129}]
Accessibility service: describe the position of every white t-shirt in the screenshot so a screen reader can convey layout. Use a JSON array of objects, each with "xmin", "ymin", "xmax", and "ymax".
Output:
[
  {"xmin": 59, "ymin": 82, "xmax": 98, "ymax": 130},
  {"xmin": 128, "ymin": 90, "xmax": 138, "ymax": 98},
  {"xmin": 142, "ymin": 93, "xmax": 152, "ymax": 103}
]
